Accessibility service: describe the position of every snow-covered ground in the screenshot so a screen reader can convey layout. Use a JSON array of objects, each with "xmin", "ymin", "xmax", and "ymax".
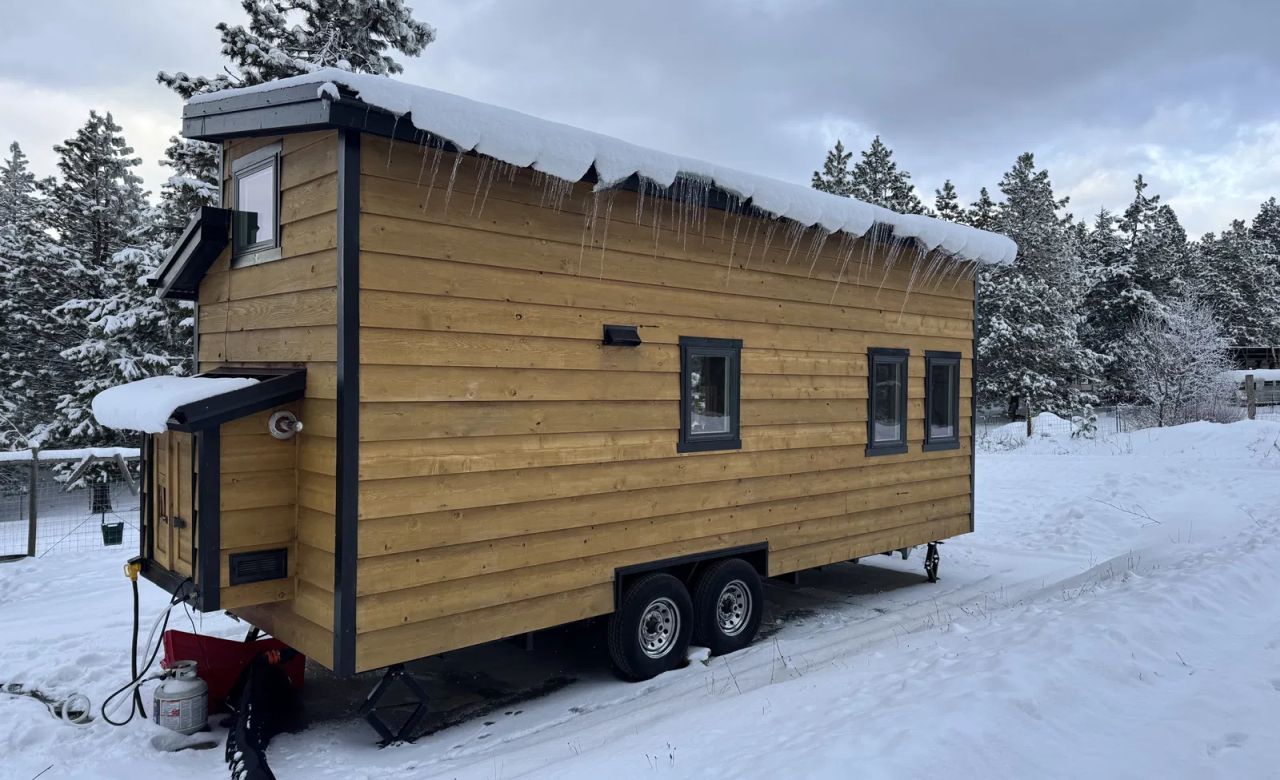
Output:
[{"xmin": 3, "ymin": 420, "xmax": 1280, "ymax": 779}]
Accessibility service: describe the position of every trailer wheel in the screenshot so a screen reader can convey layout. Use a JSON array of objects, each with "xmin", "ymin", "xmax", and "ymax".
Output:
[
  {"xmin": 691, "ymin": 558, "xmax": 763, "ymax": 656},
  {"xmin": 607, "ymin": 573, "xmax": 693, "ymax": 681}
]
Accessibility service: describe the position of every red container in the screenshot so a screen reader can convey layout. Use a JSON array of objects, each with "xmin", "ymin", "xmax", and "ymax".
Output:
[{"xmin": 161, "ymin": 630, "xmax": 305, "ymax": 714}]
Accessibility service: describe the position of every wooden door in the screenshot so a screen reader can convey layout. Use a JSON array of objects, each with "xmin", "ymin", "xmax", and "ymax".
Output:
[{"xmin": 150, "ymin": 431, "xmax": 195, "ymax": 577}]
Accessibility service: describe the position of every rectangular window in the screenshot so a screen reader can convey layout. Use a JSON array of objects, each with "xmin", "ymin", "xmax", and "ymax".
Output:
[
  {"xmin": 924, "ymin": 351, "xmax": 961, "ymax": 451},
  {"xmin": 867, "ymin": 348, "xmax": 908, "ymax": 455},
  {"xmin": 231, "ymin": 142, "xmax": 282, "ymax": 264},
  {"xmin": 679, "ymin": 337, "xmax": 742, "ymax": 453}
]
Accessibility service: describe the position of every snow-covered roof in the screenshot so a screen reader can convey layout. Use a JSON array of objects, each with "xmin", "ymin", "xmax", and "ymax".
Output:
[
  {"xmin": 92, "ymin": 376, "xmax": 260, "ymax": 434},
  {"xmin": 1223, "ymin": 369, "xmax": 1280, "ymax": 383},
  {"xmin": 190, "ymin": 69, "xmax": 1017, "ymax": 266}
]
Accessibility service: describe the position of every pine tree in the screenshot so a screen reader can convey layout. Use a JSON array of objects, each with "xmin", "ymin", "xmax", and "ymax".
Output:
[
  {"xmin": 0, "ymin": 143, "xmax": 57, "ymax": 448},
  {"xmin": 158, "ymin": 0, "xmax": 437, "ymax": 99},
  {"xmin": 977, "ymin": 153, "xmax": 1101, "ymax": 419},
  {"xmin": 811, "ymin": 139, "xmax": 854, "ymax": 196},
  {"xmin": 1251, "ymin": 196, "xmax": 1280, "ymax": 256},
  {"xmin": 966, "ymin": 187, "xmax": 998, "ymax": 230},
  {"xmin": 933, "ymin": 180, "xmax": 963, "ymax": 222},
  {"xmin": 37, "ymin": 113, "xmax": 161, "ymax": 447},
  {"xmin": 849, "ymin": 136, "xmax": 925, "ymax": 214},
  {"xmin": 155, "ymin": 136, "xmax": 221, "ymax": 242},
  {"xmin": 1191, "ymin": 221, "xmax": 1280, "ymax": 347},
  {"xmin": 1082, "ymin": 175, "xmax": 1189, "ymax": 396}
]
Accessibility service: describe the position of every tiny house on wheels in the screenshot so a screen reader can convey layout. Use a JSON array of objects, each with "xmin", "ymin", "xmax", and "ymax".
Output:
[{"xmin": 94, "ymin": 69, "xmax": 1015, "ymax": 721}]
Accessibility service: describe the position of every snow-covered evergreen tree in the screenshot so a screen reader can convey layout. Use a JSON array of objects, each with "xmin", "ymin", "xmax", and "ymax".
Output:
[
  {"xmin": 158, "ymin": 0, "xmax": 437, "ymax": 98},
  {"xmin": 0, "ymin": 142, "xmax": 58, "ymax": 448},
  {"xmin": 849, "ymin": 136, "xmax": 924, "ymax": 214},
  {"xmin": 811, "ymin": 139, "xmax": 854, "ymax": 196},
  {"xmin": 966, "ymin": 187, "xmax": 998, "ymax": 230},
  {"xmin": 933, "ymin": 179, "xmax": 963, "ymax": 222},
  {"xmin": 1081, "ymin": 176, "xmax": 1189, "ymax": 397},
  {"xmin": 1251, "ymin": 197, "xmax": 1280, "ymax": 255},
  {"xmin": 38, "ymin": 113, "xmax": 187, "ymax": 447},
  {"xmin": 155, "ymin": 136, "xmax": 220, "ymax": 242},
  {"xmin": 1190, "ymin": 220, "xmax": 1280, "ymax": 347},
  {"xmin": 977, "ymin": 153, "xmax": 1101, "ymax": 419}
]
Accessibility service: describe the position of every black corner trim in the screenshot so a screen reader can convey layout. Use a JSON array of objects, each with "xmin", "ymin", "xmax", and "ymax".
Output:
[
  {"xmin": 151, "ymin": 206, "xmax": 232, "ymax": 301},
  {"xmin": 333, "ymin": 128, "xmax": 361, "ymax": 677},
  {"xmin": 167, "ymin": 368, "xmax": 307, "ymax": 432},
  {"xmin": 195, "ymin": 427, "xmax": 221, "ymax": 611}
]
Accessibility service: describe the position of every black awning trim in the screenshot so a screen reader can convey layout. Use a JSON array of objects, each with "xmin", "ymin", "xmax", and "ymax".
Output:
[
  {"xmin": 167, "ymin": 368, "xmax": 307, "ymax": 432},
  {"xmin": 151, "ymin": 206, "xmax": 233, "ymax": 301}
]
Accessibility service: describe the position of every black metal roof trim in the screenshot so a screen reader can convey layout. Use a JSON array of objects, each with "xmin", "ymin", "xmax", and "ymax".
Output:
[
  {"xmin": 166, "ymin": 367, "xmax": 307, "ymax": 432},
  {"xmin": 150, "ymin": 206, "xmax": 232, "ymax": 301}
]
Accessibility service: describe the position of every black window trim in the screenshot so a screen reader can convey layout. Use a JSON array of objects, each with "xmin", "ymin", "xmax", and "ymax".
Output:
[
  {"xmin": 866, "ymin": 347, "xmax": 909, "ymax": 456},
  {"xmin": 678, "ymin": 336, "xmax": 742, "ymax": 453},
  {"xmin": 230, "ymin": 141, "xmax": 283, "ymax": 267},
  {"xmin": 923, "ymin": 350, "xmax": 962, "ymax": 452}
]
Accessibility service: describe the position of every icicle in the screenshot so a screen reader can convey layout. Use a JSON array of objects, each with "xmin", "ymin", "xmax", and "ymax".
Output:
[
  {"xmin": 441, "ymin": 154, "xmax": 464, "ymax": 215},
  {"xmin": 741, "ymin": 213, "xmax": 762, "ymax": 272},
  {"xmin": 385, "ymin": 117, "xmax": 400, "ymax": 167},
  {"xmin": 469, "ymin": 157, "xmax": 491, "ymax": 216},
  {"xmin": 725, "ymin": 209, "xmax": 743, "ymax": 286},
  {"xmin": 474, "ymin": 159, "xmax": 500, "ymax": 219},
  {"xmin": 579, "ymin": 190, "xmax": 601, "ymax": 275},
  {"xmin": 419, "ymin": 144, "xmax": 445, "ymax": 215},
  {"xmin": 782, "ymin": 222, "xmax": 805, "ymax": 265},
  {"xmin": 598, "ymin": 189, "xmax": 617, "ymax": 279},
  {"xmin": 805, "ymin": 228, "xmax": 831, "ymax": 278},
  {"xmin": 829, "ymin": 234, "xmax": 859, "ymax": 304}
]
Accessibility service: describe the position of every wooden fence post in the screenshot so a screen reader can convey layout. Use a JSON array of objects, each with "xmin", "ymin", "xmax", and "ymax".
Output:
[
  {"xmin": 26, "ymin": 449, "xmax": 38, "ymax": 558},
  {"xmin": 1245, "ymin": 374, "xmax": 1257, "ymax": 420}
]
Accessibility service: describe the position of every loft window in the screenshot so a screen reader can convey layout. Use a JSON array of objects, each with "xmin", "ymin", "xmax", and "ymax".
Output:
[
  {"xmin": 231, "ymin": 142, "xmax": 282, "ymax": 264},
  {"xmin": 678, "ymin": 337, "xmax": 742, "ymax": 453},
  {"xmin": 924, "ymin": 351, "xmax": 961, "ymax": 451},
  {"xmin": 867, "ymin": 348, "xmax": 908, "ymax": 455}
]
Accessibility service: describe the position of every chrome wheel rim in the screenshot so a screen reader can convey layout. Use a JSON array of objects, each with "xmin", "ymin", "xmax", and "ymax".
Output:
[
  {"xmin": 717, "ymin": 580, "xmax": 752, "ymax": 637},
  {"xmin": 638, "ymin": 597, "xmax": 680, "ymax": 659}
]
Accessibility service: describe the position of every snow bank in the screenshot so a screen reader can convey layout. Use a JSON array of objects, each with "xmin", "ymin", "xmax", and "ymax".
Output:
[
  {"xmin": 91, "ymin": 376, "xmax": 259, "ymax": 433},
  {"xmin": 0, "ymin": 446, "xmax": 140, "ymax": 463},
  {"xmin": 190, "ymin": 69, "xmax": 1017, "ymax": 266}
]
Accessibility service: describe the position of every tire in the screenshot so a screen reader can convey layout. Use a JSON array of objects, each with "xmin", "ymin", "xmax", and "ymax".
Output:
[
  {"xmin": 691, "ymin": 558, "xmax": 763, "ymax": 656},
  {"xmin": 607, "ymin": 573, "xmax": 694, "ymax": 681}
]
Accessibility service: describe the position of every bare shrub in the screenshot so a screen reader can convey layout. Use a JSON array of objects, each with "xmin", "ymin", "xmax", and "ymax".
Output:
[{"xmin": 1124, "ymin": 298, "xmax": 1236, "ymax": 427}]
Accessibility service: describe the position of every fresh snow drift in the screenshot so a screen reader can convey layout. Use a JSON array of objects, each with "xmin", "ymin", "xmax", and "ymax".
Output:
[
  {"xmin": 189, "ymin": 69, "xmax": 1017, "ymax": 266},
  {"xmin": 91, "ymin": 376, "xmax": 259, "ymax": 433}
]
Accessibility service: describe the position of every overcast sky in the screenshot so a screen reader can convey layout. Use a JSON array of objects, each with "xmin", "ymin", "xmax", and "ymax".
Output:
[{"xmin": 2, "ymin": 0, "xmax": 1278, "ymax": 235}]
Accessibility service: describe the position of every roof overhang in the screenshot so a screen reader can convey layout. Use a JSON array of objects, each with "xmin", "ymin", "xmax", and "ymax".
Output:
[
  {"xmin": 150, "ymin": 205, "xmax": 232, "ymax": 301},
  {"xmin": 183, "ymin": 83, "xmax": 413, "ymax": 145},
  {"xmin": 167, "ymin": 367, "xmax": 307, "ymax": 432}
]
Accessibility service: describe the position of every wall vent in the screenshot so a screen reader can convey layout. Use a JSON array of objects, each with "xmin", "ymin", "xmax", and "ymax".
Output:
[{"xmin": 228, "ymin": 548, "xmax": 288, "ymax": 585}]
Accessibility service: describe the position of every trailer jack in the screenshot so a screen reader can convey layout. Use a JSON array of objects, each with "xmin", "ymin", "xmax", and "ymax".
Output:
[
  {"xmin": 359, "ymin": 664, "xmax": 430, "ymax": 745},
  {"xmin": 924, "ymin": 542, "xmax": 941, "ymax": 583}
]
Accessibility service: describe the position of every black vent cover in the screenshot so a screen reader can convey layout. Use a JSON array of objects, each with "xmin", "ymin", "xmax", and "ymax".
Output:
[{"xmin": 229, "ymin": 548, "xmax": 288, "ymax": 585}]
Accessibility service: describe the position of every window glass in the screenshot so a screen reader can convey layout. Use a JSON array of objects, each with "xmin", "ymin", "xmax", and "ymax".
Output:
[
  {"xmin": 873, "ymin": 361, "xmax": 903, "ymax": 443},
  {"xmin": 236, "ymin": 164, "xmax": 276, "ymax": 249},
  {"xmin": 928, "ymin": 362, "xmax": 956, "ymax": 440},
  {"xmin": 689, "ymin": 354, "xmax": 730, "ymax": 434}
]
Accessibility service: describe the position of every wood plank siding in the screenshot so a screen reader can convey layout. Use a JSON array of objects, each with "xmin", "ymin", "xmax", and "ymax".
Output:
[
  {"xmin": 351, "ymin": 136, "xmax": 975, "ymax": 672},
  {"xmin": 198, "ymin": 132, "xmax": 339, "ymax": 667}
]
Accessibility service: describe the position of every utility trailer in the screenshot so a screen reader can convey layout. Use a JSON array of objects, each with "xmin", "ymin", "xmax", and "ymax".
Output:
[{"xmin": 96, "ymin": 70, "xmax": 1014, "ymax": 729}]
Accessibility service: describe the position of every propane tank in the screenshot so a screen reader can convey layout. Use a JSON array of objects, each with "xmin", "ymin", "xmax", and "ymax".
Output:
[{"xmin": 153, "ymin": 660, "xmax": 209, "ymax": 735}]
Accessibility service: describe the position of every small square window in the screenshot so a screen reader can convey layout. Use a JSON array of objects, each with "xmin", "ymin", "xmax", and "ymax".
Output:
[
  {"xmin": 679, "ymin": 337, "xmax": 742, "ymax": 453},
  {"xmin": 867, "ymin": 348, "xmax": 908, "ymax": 456},
  {"xmin": 231, "ymin": 143, "xmax": 282, "ymax": 264},
  {"xmin": 924, "ymin": 351, "xmax": 961, "ymax": 451}
]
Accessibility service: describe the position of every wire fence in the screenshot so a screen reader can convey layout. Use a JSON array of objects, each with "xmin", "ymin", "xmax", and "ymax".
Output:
[{"xmin": 0, "ymin": 450, "xmax": 141, "ymax": 560}]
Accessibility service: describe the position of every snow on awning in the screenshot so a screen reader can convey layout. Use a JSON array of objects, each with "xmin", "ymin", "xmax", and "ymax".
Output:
[
  {"xmin": 188, "ymin": 69, "xmax": 1017, "ymax": 266},
  {"xmin": 92, "ymin": 376, "xmax": 260, "ymax": 434},
  {"xmin": 1223, "ymin": 369, "xmax": 1280, "ymax": 382}
]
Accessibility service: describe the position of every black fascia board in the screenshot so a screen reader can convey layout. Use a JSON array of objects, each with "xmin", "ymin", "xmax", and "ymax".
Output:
[
  {"xmin": 166, "ymin": 368, "xmax": 307, "ymax": 433},
  {"xmin": 150, "ymin": 206, "xmax": 232, "ymax": 301}
]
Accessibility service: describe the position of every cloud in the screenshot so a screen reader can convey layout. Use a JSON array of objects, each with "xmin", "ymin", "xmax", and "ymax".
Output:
[{"xmin": 1, "ymin": 0, "xmax": 1277, "ymax": 234}]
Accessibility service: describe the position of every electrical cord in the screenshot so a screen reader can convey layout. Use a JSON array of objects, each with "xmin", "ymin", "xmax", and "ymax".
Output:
[{"xmin": 101, "ymin": 575, "xmax": 191, "ymax": 727}]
